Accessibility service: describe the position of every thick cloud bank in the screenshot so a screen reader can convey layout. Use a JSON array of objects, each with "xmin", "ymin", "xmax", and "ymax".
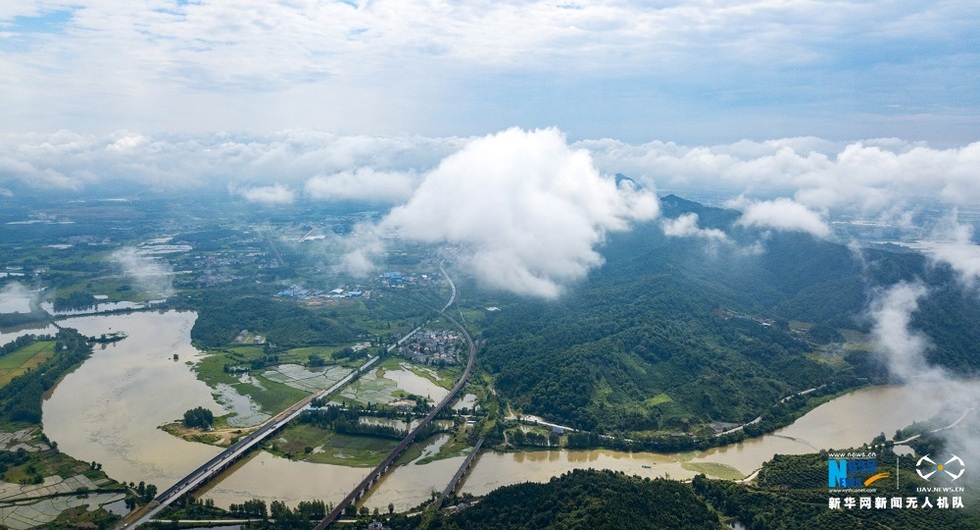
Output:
[
  {"xmin": 2, "ymin": 128, "xmax": 980, "ymax": 295},
  {"xmin": 362, "ymin": 128, "xmax": 659, "ymax": 297},
  {"xmin": 0, "ymin": 130, "xmax": 460, "ymax": 195},
  {"xmin": 305, "ymin": 168, "xmax": 419, "ymax": 203},
  {"xmin": 583, "ymin": 138, "xmax": 980, "ymax": 222}
]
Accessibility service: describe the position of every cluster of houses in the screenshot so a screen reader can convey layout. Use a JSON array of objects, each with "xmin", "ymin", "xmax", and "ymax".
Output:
[
  {"xmin": 187, "ymin": 251, "xmax": 277, "ymax": 287},
  {"xmin": 397, "ymin": 330, "xmax": 461, "ymax": 365},
  {"xmin": 379, "ymin": 271, "xmax": 438, "ymax": 288},
  {"xmin": 276, "ymin": 285, "xmax": 366, "ymax": 301}
]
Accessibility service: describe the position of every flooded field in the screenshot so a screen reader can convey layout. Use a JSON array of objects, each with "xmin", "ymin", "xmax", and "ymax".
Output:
[
  {"xmin": 382, "ymin": 365, "xmax": 450, "ymax": 402},
  {"xmin": 333, "ymin": 363, "xmax": 449, "ymax": 406}
]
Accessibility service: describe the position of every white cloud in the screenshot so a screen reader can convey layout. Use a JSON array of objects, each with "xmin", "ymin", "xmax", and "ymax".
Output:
[
  {"xmin": 585, "ymin": 138, "xmax": 980, "ymax": 215},
  {"xmin": 929, "ymin": 221, "xmax": 980, "ymax": 288},
  {"xmin": 232, "ymin": 183, "xmax": 295, "ymax": 205},
  {"xmin": 732, "ymin": 197, "xmax": 830, "ymax": 238},
  {"xmin": 0, "ymin": 282, "xmax": 35, "ymax": 314},
  {"xmin": 867, "ymin": 281, "xmax": 980, "ymax": 480},
  {"xmin": 110, "ymin": 247, "xmax": 174, "ymax": 298},
  {"xmin": 0, "ymin": 130, "xmax": 459, "ymax": 195},
  {"xmin": 305, "ymin": 168, "xmax": 418, "ymax": 203},
  {"xmin": 661, "ymin": 213, "xmax": 728, "ymax": 241},
  {"xmin": 349, "ymin": 127, "xmax": 659, "ymax": 298},
  {"xmin": 869, "ymin": 281, "xmax": 932, "ymax": 380}
]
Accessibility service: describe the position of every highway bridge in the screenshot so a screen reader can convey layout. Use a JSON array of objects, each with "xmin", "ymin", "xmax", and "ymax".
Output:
[
  {"xmin": 435, "ymin": 436, "xmax": 484, "ymax": 507},
  {"xmin": 115, "ymin": 353, "xmax": 381, "ymax": 529},
  {"xmin": 312, "ymin": 304, "xmax": 477, "ymax": 529}
]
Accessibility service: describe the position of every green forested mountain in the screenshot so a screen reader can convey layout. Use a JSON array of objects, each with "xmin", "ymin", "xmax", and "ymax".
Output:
[{"xmin": 478, "ymin": 195, "xmax": 980, "ymax": 433}]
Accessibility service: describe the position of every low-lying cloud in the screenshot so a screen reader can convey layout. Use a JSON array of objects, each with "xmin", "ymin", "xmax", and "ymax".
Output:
[
  {"xmin": 304, "ymin": 168, "xmax": 419, "ymax": 203},
  {"xmin": 349, "ymin": 127, "xmax": 659, "ymax": 297},
  {"xmin": 0, "ymin": 282, "xmax": 36, "ymax": 314},
  {"xmin": 867, "ymin": 281, "xmax": 980, "ymax": 479},
  {"xmin": 111, "ymin": 248, "xmax": 175, "ymax": 298},
  {"xmin": 731, "ymin": 197, "xmax": 831, "ymax": 238},
  {"xmin": 928, "ymin": 220, "xmax": 980, "ymax": 288},
  {"xmin": 661, "ymin": 213, "xmax": 728, "ymax": 241},
  {"xmin": 231, "ymin": 184, "xmax": 296, "ymax": 205},
  {"xmin": 869, "ymin": 281, "xmax": 932, "ymax": 380},
  {"xmin": 2, "ymin": 128, "xmax": 980, "ymax": 296}
]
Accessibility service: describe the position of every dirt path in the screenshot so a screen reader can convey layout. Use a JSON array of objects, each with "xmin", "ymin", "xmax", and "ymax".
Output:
[{"xmin": 161, "ymin": 422, "xmax": 258, "ymax": 447}]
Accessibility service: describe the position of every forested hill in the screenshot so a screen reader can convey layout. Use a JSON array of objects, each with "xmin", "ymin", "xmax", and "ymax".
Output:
[
  {"xmin": 478, "ymin": 195, "xmax": 980, "ymax": 433},
  {"xmin": 430, "ymin": 469, "xmax": 721, "ymax": 530},
  {"xmin": 426, "ymin": 453, "xmax": 978, "ymax": 530}
]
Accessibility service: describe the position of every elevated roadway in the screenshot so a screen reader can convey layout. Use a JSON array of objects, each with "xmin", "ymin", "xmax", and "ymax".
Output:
[
  {"xmin": 313, "ymin": 270, "xmax": 476, "ymax": 529},
  {"xmin": 116, "ymin": 354, "xmax": 380, "ymax": 529}
]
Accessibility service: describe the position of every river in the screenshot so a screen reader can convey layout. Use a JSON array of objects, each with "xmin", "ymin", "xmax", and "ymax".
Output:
[{"xmin": 15, "ymin": 310, "xmax": 959, "ymax": 512}]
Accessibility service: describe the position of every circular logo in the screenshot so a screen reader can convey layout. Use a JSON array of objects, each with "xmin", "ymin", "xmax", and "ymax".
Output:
[{"xmin": 916, "ymin": 454, "xmax": 965, "ymax": 481}]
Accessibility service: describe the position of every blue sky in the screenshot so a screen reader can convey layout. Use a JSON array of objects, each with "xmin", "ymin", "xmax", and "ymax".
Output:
[{"xmin": 1, "ymin": 1, "xmax": 978, "ymax": 144}]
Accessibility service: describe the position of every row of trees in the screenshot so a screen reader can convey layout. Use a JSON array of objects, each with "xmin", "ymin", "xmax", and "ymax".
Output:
[
  {"xmin": 298, "ymin": 406, "xmax": 407, "ymax": 440},
  {"xmin": 0, "ymin": 334, "xmax": 51, "ymax": 357},
  {"xmin": 52, "ymin": 291, "xmax": 97, "ymax": 312}
]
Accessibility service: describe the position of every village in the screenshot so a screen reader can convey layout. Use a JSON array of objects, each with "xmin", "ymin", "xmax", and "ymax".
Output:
[{"xmin": 396, "ymin": 330, "xmax": 462, "ymax": 366}]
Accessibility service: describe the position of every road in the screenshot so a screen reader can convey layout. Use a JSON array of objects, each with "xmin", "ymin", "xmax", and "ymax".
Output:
[
  {"xmin": 313, "ymin": 270, "xmax": 476, "ymax": 529},
  {"xmin": 115, "ymin": 354, "xmax": 381, "ymax": 529},
  {"xmin": 894, "ymin": 405, "xmax": 976, "ymax": 445}
]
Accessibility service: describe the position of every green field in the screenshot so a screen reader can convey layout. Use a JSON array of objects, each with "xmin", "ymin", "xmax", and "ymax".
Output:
[
  {"xmin": 266, "ymin": 423, "xmax": 398, "ymax": 467},
  {"xmin": 0, "ymin": 341, "xmax": 56, "ymax": 388},
  {"xmin": 194, "ymin": 352, "xmax": 308, "ymax": 415},
  {"xmin": 334, "ymin": 370, "xmax": 401, "ymax": 406},
  {"xmin": 645, "ymin": 393, "xmax": 673, "ymax": 407}
]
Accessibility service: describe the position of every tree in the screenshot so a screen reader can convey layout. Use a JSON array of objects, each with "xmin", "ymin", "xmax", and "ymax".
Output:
[
  {"xmin": 308, "ymin": 354, "xmax": 326, "ymax": 367},
  {"xmin": 183, "ymin": 406, "xmax": 215, "ymax": 429}
]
